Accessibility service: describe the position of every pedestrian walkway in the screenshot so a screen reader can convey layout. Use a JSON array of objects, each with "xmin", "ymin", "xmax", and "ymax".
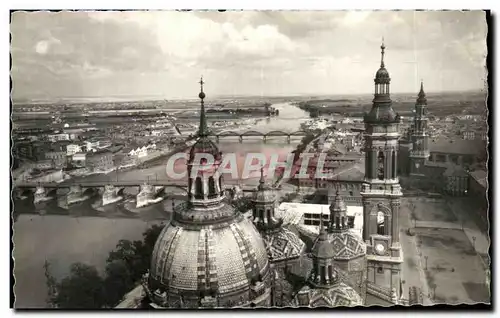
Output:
[
  {"xmin": 415, "ymin": 220, "xmax": 462, "ymax": 230},
  {"xmin": 446, "ymin": 198, "xmax": 490, "ymax": 257},
  {"xmin": 399, "ymin": 202, "xmax": 432, "ymax": 305}
]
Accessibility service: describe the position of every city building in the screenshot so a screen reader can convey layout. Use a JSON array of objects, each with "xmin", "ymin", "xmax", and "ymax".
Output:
[
  {"xmin": 398, "ymin": 82, "xmax": 487, "ymax": 196},
  {"xmin": 86, "ymin": 150, "xmax": 113, "ymax": 172},
  {"xmin": 408, "ymin": 82, "xmax": 430, "ymax": 177},
  {"xmin": 468, "ymin": 169, "xmax": 488, "ymax": 228},
  {"xmin": 66, "ymin": 144, "xmax": 83, "ymax": 156},
  {"xmin": 72, "ymin": 152, "xmax": 87, "ymax": 167},
  {"xmin": 45, "ymin": 151, "xmax": 67, "ymax": 169},
  {"xmin": 47, "ymin": 133, "xmax": 70, "ymax": 142},
  {"xmin": 277, "ymin": 202, "xmax": 364, "ymax": 239}
]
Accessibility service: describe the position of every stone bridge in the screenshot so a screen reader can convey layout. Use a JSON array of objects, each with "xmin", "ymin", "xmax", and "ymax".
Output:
[
  {"xmin": 212, "ymin": 130, "xmax": 307, "ymax": 144},
  {"xmin": 13, "ymin": 179, "xmax": 258, "ymax": 208}
]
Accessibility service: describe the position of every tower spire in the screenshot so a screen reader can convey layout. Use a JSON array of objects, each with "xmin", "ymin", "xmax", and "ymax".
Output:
[
  {"xmin": 417, "ymin": 80, "xmax": 427, "ymax": 105},
  {"xmin": 380, "ymin": 37, "xmax": 386, "ymax": 68},
  {"xmin": 198, "ymin": 76, "xmax": 208, "ymax": 137}
]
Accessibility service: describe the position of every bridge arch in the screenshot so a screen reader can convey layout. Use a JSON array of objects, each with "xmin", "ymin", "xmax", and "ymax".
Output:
[
  {"xmin": 265, "ymin": 130, "xmax": 289, "ymax": 137},
  {"xmin": 290, "ymin": 130, "xmax": 308, "ymax": 136},
  {"xmin": 218, "ymin": 131, "xmax": 240, "ymax": 137},
  {"xmin": 241, "ymin": 130, "xmax": 264, "ymax": 137}
]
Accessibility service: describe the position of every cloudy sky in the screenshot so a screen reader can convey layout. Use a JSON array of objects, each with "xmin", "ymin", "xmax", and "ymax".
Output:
[{"xmin": 11, "ymin": 10, "xmax": 487, "ymax": 100}]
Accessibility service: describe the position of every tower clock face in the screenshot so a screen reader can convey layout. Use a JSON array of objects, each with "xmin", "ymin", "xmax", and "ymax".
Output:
[{"xmin": 375, "ymin": 243, "xmax": 386, "ymax": 254}]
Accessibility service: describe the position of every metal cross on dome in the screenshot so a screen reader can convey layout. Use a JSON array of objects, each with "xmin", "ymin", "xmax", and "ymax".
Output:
[{"xmin": 199, "ymin": 76, "xmax": 205, "ymax": 91}]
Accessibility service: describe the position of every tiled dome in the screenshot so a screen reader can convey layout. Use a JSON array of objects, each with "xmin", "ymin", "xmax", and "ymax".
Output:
[
  {"xmin": 262, "ymin": 227, "xmax": 305, "ymax": 262},
  {"xmin": 328, "ymin": 232, "xmax": 366, "ymax": 260},
  {"xmin": 148, "ymin": 215, "xmax": 270, "ymax": 307},
  {"xmin": 295, "ymin": 282, "xmax": 363, "ymax": 307}
]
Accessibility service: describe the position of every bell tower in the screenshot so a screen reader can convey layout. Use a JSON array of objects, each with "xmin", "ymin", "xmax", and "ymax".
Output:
[
  {"xmin": 360, "ymin": 40, "xmax": 403, "ymax": 299},
  {"xmin": 409, "ymin": 81, "xmax": 430, "ymax": 176}
]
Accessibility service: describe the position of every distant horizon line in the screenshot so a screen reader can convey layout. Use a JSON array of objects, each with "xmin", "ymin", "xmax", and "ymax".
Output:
[{"xmin": 12, "ymin": 88, "xmax": 485, "ymax": 104}]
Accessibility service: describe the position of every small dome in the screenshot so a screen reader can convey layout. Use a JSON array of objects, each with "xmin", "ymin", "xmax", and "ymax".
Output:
[
  {"xmin": 311, "ymin": 228, "xmax": 335, "ymax": 259},
  {"xmin": 189, "ymin": 137, "xmax": 221, "ymax": 162},
  {"xmin": 375, "ymin": 67, "xmax": 390, "ymax": 84},
  {"xmin": 199, "ymin": 92, "xmax": 206, "ymax": 99},
  {"xmin": 252, "ymin": 187, "xmax": 276, "ymax": 203},
  {"xmin": 252, "ymin": 170, "xmax": 277, "ymax": 203},
  {"xmin": 364, "ymin": 105, "xmax": 399, "ymax": 123}
]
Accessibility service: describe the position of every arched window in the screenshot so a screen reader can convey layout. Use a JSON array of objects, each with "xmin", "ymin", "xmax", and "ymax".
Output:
[
  {"xmin": 377, "ymin": 152, "xmax": 385, "ymax": 180},
  {"xmin": 377, "ymin": 211, "xmax": 385, "ymax": 235},
  {"xmin": 266, "ymin": 209, "xmax": 271, "ymax": 221},
  {"xmin": 219, "ymin": 176, "xmax": 224, "ymax": 194},
  {"xmin": 208, "ymin": 177, "xmax": 216, "ymax": 198},
  {"xmin": 195, "ymin": 177, "xmax": 203, "ymax": 199},
  {"xmin": 392, "ymin": 150, "xmax": 396, "ymax": 178},
  {"xmin": 320, "ymin": 266, "xmax": 327, "ymax": 284}
]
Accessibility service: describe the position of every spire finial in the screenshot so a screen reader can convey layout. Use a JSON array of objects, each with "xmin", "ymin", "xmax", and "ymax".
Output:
[
  {"xmin": 199, "ymin": 76, "xmax": 204, "ymax": 92},
  {"xmin": 380, "ymin": 38, "xmax": 386, "ymax": 68},
  {"xmin": 197, "ymin": 76, "xmax": 208, "ymax": 136},
  {"xmin": 259, "ymin": 166, "xmax": 265, "ymax": 185},
  {"xmin": 417, "ymin": 79, "xmax": 427, "ymax": 104}
]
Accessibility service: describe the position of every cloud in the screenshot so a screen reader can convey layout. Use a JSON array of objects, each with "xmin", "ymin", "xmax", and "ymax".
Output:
[{"xmin": 10, "ymin": 10, "xmax": 487, "ymax": 99}]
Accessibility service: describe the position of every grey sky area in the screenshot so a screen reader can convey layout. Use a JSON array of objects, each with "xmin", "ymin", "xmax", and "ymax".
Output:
[{"xmin": 10, "ymin": 10, "xmax": 487, "ymax": 100}]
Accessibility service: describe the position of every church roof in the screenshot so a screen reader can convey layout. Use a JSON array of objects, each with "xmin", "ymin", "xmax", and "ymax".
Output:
[
  {"xmin": 327, "ymin": 232, "xmax": 366, "ymax": 260},
  {"xmin": 294, "ymin": 282, "xmax": 363, "ymax": 308},
  {"xmin": 263, "ymin": 228, "xmax": 305, "ymax": 262},
  {"xmin": 428, "ymin": 137, "xmax": 484, "ymax": 155}
]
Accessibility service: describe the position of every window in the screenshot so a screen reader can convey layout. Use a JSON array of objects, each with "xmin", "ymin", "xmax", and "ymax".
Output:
[
  {"xmin": 219, "ymin": 176, "xmax": 224, "ymax": 193},
  {"xmin": 349, "ymin": 191, "xmax": 354, "ymax": 196},
  {"xmin": 195, "ymin": 177, "xmax": 203, "ymax": 199},
  {"xmin": 208, "ymin": 177, "xmax": 216, "ymax": 198},
  {"xmin": 377, "ymin": 152, "xmax": 385, "ymax": 180},
  {"xmin": 377, "ymin": 267, "xmax": 384, "ymax": 274},
  {"xmin": 391, "ymin": 150, "xmax": 396, "ymax": 178},
  {"xmin": 347, "ymin": 216, "xmax": 355, "ymax": 228},
  {"xmin": 377, "ymin": 211, "xmax": 385, "ymax": 235}
]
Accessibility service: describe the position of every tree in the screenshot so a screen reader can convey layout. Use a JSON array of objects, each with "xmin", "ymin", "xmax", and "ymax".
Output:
[
  {"xmin": 103, "ymin": 259, "xmax": 135, "ymax": 307},
  {"xmin": 53, "ymin": 263, "xmax": 105, "ymax": 309},
  {"xmin": 141, "ymin": 223, "xmax": 165, "ymax": 257},
  {"xmin": 106, "ymin": 223, "xmax": 165, "ymax": 283},
  {"xmin": 107, "ymin": 239, "xmax": 145, "ymax": 282},
  {"xmin": 43, "ymin": 260, "xmax": 58, "ymax": 308}
]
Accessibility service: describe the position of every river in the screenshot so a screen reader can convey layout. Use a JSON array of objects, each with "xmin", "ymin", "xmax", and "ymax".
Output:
[{"xmin": 12, "ymin": 102, "xmax": 309, "ymax": 308}]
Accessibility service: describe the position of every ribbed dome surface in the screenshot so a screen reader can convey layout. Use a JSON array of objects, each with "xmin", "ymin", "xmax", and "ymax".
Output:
[{"xmin": 149, "ymin": 215, "xmax": 269, "ymax": 297}]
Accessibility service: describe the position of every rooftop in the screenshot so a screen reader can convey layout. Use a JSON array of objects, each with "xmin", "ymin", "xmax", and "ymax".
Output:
[
  {"xmin": 429, "ymin": 137, "xmax": 485, "ymax": 155},
  {"xmin": 469, "ymin": 169, "xmax": 488, "ymax": 189}
]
